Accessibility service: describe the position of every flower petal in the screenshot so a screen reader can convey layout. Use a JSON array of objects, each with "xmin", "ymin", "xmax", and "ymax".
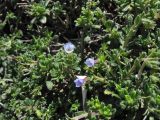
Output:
[
  {"xmin": 74, "ymin": 79, "xmax": 84, "ymax": 87},
  {"xmin": 85, "ymin": 58, "xmax": 95, "ymax": 67},
  {"xmin": 64, "ymin": 42, "xmax": 75, "ymax": 53},
  {"xmin": 76, "ymin": 75, "xmax": 87, "ymax": 80}
]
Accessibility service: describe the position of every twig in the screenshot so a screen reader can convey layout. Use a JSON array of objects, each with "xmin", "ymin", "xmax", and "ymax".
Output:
[{"xmin": 137, "ymin": 60, "xmax": 146, "ymax": 80}]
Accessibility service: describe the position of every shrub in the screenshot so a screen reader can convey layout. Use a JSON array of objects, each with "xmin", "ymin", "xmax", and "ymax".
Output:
[{"xmin": 0, "ymin": 0, "xmax": 160, "ymax": 119}]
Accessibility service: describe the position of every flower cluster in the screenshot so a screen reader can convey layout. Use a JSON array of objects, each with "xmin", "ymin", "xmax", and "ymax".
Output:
[{"xmin": 64, "ymin": 42, "xmax": 97, "ymax": 87}]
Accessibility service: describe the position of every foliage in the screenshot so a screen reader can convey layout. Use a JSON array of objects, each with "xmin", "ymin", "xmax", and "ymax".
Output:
[{"xmin": 0, "ymin": 0, "xmax": 160, "ymax": 119}]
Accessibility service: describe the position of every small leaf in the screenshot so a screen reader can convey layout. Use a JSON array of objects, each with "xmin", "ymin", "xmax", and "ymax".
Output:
[
  {"xmin": 125, "ymin": 95, "xmax": 134, "ymax": 105},
  {"xmin": 122, "ymin": 4, "xmax": 132, "ymax": 12},
  {"xmin": 84, "ymin": 36, "xmax": 91, "ymax": 42},
  {"xmin": 36, "ymin": 109, "xmax": 42, "ymax": 118},
  {"xmin": 104, "ymin": 90, "xmax": 120, "ymax": 98},
  {"xmin": 134, "ymin": 14, "xmax": 143, "ymax": 25},
  {"xmin": 46, "ymin": 81, "xmax": 53, "ymax": 90},
  {"xmin": 149, "ymin": 117, "xmax": 155, "ymax": 120},
  {"xmin": 92, "ymin": 25, "xmax": 101, "ymax": 29},
  {"xmin": 0, "ymin": 23, "xmax": 6, "ymax": 30},
  {"xmin": 0, "ymin": 67, "xmax": 3, "ymax": 73},
  {"xmin": 142, "ymin": 18, "xmax": 156, "ymax": 30},
  {"xmin": 99, "ymin": 54, "xmax": 106, "ymax": 63},
  {"xmin": 150, "ymin": 75, "xmax": 159, "ymax": 83},
  {"xmin": 31, "ymin": 17, "xmax": 37, "ymax": 24},
  {"xmin": 40, "ymin": 16, "xmax": 47, "ymax": 24}
]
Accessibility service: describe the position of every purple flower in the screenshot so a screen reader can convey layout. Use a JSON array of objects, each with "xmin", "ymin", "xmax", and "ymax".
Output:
[
  {"xmin": 85, "ymin": 58, "xmax": 96, "ymax": 67},
  {"xmin": 74, "ymin": 76, "xmax": 87, "ymax": 87},
  {"xmin": 64, "ymin": 42, "xmax": 75, "ymax": 53}
]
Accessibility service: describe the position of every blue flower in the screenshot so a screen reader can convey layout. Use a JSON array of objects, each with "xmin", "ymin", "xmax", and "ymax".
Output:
[
  {"xmin": 64, "ymin": 42, "xmax": 75, "ymax": 53},
  {"xmin": 74, "ymin": 76, "xmax": 87, "ymax": 87},
  {"xmin": 85, "ymin": 58, "xmax": 96, "ymax": 67}
]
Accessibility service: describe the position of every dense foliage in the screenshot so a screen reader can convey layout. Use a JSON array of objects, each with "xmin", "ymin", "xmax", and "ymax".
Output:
[{"xmin": 0, "ymin": 0, "xmax": 160, "ymax": 119}]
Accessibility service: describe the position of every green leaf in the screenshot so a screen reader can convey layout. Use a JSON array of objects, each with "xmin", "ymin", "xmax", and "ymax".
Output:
[
  {"xmin": 46, "ymin": 81, "xmax": 53, "ymax": 90},
  {"xmin": 104, "ymin": 90, "xmax": 120, "ymax": 98},
  {"xmin": 36, "ymin": 109, "xmax": 43, "ymax": 118},
  {"xmin": 146, "ymin": 60, "xmax": 160, "ymax": 70},
  {"xmin": 134, "ymin": 14, "xmax": 143, "ymax": 25},
  {"xmin": 142, "ymin": 18, "xmax": 156, "ymax": 30},
  {"xmin": 125, "ymin": 95, "xmax": 134, "ymax": 105},
  {"xmin": 150, "ymin": 75, "xmax": 160, "ymax": 83}
]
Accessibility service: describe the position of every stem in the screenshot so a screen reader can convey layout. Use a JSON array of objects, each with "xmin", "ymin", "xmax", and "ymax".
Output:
[
  {"xmin": 79, "ymin": 28, "xmax": 87, "ymax": 111},
  {"xmin": 137, "ymin": 61, "xmax": 146, "ymax": 80},
  {"xmin": 82, "ymin": 85, "xmax": 87, "ymax": 110}
]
